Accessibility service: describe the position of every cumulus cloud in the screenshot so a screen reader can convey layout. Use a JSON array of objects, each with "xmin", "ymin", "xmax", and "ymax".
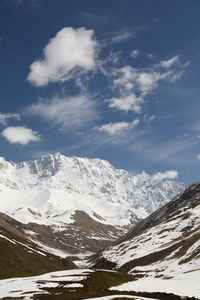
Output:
[
  {"xmin": 106, "ymin": 66, "xmax": 169, "ymax": 113},
  {"xmin": 106, "ymin": 56, "xmax": 186, "ymax": 113},
  {"xmin": 25, "ymin": 94, "xmax": 98, "ymax": 131},
  {"xmin": 28, "ymin": 27, "xmax": 98, "ymax": 86},
  {"xmin": 1, "ymin": 126, "xmax": 41, "ymax": 145},
  {"xmin": 0, "ymin": 112, "xmax": 20, "ymax": 125},
  {"xmin": 152, "ymin": 170, "xmax": 179, "ymax": 181},
  {"xmin": 107, "ymin": 94, "xmax": 143, "ymax": 113},
  {"xmin": 98, "ymin": 119, "xmax": 140, "ymax": 135},
  {"xmin": 197, "ymin": 154, "xmax": 200, "ymax": 160}
]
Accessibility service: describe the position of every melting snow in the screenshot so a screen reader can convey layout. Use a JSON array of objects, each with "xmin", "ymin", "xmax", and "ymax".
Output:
[
  {"xmin": 0, "ymin": 269, "xmax": 93, "ymax": 299},
  {"xmin": 110, "ymin": 269, "xmax": 200, "ymax": 299}
]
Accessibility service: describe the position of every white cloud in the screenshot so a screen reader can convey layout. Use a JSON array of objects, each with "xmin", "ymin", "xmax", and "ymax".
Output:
[
  {"xmin": 79, "ymin": 12, "xmax": 116, "ymax": 26},
  {"xmin": 106, "ymin": 66, "xmax": 169, "ymax": 113},
  {"xmin": 130, "ymin": 49, "xmax": 141, "ymax": 59},
  {"xmin": 98, "ymin": 119, "xmax": 140, "ymax": 135},
  {"xmin": 148, "ymin": 53, "xmax": 156, "ymax": 60},
  {"xmin": 1, "ymin": 126, "xmax": 41, "ymax": 145},
  {"xmin": 130, "ymin": 136, "xmax": 197, "ymax": 164},
  {"xmin": 0, "ymin": 113, "xmax": 20, "ymax": 125},
  {"xmin": 103, "ymin": 26, "xmax": 145, "ymax": 46},
  {"xmin": 110, "ymin": 28, "xmax": 136, "ymax": 44},
  {"xmin": 158, "ymin": 55, "xmax": 179, "ymax": 68},
  {"xmin": 106, "ymin": 56, "xmax": 186, "ymax": 113},
  {"xmin": 25, "ymin": 94, "xmax": 98, "ymax": 131},
  {"xmin": 197, "ymin": 154, "xmax": 200, "ymax": 160},
  {"xmin": 168, "ymin": 70, "xmax": 185, "ymax": 83},
  {"xmin": 144, "ymin": 114, "xmax": 156, "ymax": 124},
  {"xmin": 111, "ymin": 66, "xmax": 170, "ymax": 95},
  {"xmin": 112, "ymin": 66, "xmax": 136, "ymax": 92},
  {"xmin": 153, "ymin": 170, "xmax": 179, "ymax": 181},
  {"xmin": 136, "ymin": 71, "xmax": 170, "ymax": 94},
  {"xmin": 28, "ymin": 27, "xmax": 98, "ymax": 86},
  {"xmin": 107, "ymin": 94, "xmax": 143, "ymax": 113}
]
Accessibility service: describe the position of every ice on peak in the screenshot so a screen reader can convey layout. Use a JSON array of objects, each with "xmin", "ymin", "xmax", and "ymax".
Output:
[{"xmin": 0, "ymin": 153, "xmax": 184, "ymax": 227}]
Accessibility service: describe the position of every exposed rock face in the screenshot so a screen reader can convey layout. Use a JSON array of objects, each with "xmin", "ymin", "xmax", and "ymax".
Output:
[
  {"xmin": 92, "ymin": 182, "xmax": 200, "ymax": 278},
  {"xmin": 23, "ymin": 211, "xmax": 125, "ymax": 255},
  {"xmin": 0, "ymin": 153, "xmax": 184, "ymax": 255}
]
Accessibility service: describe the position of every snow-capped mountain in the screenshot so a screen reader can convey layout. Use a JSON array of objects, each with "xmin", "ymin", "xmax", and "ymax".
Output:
[
  {"xmin": 0, "ymin": 153, "xmax": 184, "ymax": 254},
  {"xmin": 0, "ymin": 153, "xmax": 183, "ymax": 226},
  {"xmin": 91, "ymin": 182, "xmax": 200, "ymax": 298}
]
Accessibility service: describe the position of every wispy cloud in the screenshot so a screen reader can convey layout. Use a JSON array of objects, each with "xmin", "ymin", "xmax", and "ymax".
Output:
[
  {"xmin": 24, "ymin": 94, "xmax": 99, "ymax": 132},
  {"xmin": 0, "ymin": 34, "xmax": 7, "ymax": 43},
  {"xmin": 148, "ymin": 53, "xmax": 156, "ymax": 60},
  {"xmin": 28, "ymin": 27, "xmax": 98, "ymax": 87},
  {"xmin": 130, "ymin": 49, "xmax": 141, "ymax": 59},
  {"xmin": 158, "ymin": 55, "xmax": 180, "ymax": 68},
  {"xmin": 128, "ymin": 134, "xmax": 198, "ymax": 165},
  {"xmin": 0, "ymin": 112, "xmax": 20, "ymax": 125},
  {"xmin": 5, "ymin": 0, "xmax": 39, "ymax": 7},
  {"xmin": 97, "ymin": 119, "xmax": 140, "ymax": 135},
  {"xmin": 144, "ymin": 114, "xmax": 156, "ymax": 125},
  {"xmin": 79, "ymin": 12, "xmax": 117, "ymax": 26},
  {"xmin": 102, "ymin": 26, "xmax": 146, "ymax": 46}
]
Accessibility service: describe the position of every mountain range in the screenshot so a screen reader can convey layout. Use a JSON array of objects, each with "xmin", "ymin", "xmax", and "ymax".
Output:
[
  {"xmin": 0, "ymin": 153, "xmax": 184, "ymax": 255},
  {"xmin": 0, "ymin": 153, "xmax": 199, "ymax": 299}
]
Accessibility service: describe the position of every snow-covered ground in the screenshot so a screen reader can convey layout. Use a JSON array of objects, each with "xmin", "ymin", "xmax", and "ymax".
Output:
[
  {"xmin": 96, "ymin": 203, "xmax": 200, "ymax": 277},
  {"xmin": 0, "ymin": 153, "xmax": 183, "ymax": 229},
  {"xmin": 92, "ymin": 183, "xmax": 200, "ymax": 300},
  {"xmin": 110, "ymin": 269, "xmax": 200, "ymax": 299},
  {"xmin": 0, "ymin": 269, "xmax": 93, "ymax": 299}
]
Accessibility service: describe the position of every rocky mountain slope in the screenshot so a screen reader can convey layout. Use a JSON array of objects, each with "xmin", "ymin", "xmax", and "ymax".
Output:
[
  {"xmin": 91, "ymin": 182, "xmax": 200, "ymax": 298},
  {"xmin": 0, "ymin": 212, "xmax": 75, "ymax": 279},
  {"xmin": 0, "ymin": 153, "xmax": 184, "ymax": 255}
]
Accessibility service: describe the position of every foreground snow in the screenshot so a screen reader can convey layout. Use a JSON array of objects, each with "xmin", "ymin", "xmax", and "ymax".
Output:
[
  {"xmin": 0, "ymin": 269, "xmax": 92, "ymax": 299},
  {"xmin": 110, "ymin": 269, "xmax": 200, "ymax": 299}
]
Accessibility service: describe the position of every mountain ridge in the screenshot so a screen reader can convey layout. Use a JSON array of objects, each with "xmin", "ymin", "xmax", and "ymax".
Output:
[
  {"xmin": 0, "ymin": 152, "xmax": 184, "ymax": 255},
  {"xmin": 0, "ymin": 211, "xmax": 76, "ymax": 279},
  {"xmin": 0, "ymin": 152, "xmax": 184, "ymax": 226},
  {"xmin": 91, "ymin": 182, "xmax": 200, "ymax": 278}
]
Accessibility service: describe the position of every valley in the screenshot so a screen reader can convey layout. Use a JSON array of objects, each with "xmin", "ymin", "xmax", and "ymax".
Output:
[{"xmin": 0, "ymin": 154, "xmax": 199, "ymax": 300}]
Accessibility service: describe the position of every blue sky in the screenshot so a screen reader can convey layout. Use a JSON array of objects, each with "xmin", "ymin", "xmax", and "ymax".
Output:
[{"xmin": 0, "ymin": 0, "xmax": 200, "ymax": 184}]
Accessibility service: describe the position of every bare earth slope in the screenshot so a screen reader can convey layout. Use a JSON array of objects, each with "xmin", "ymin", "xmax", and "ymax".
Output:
[{"xmin": 0, "ymin": 212, "xmax": 75, "ymax": 279}]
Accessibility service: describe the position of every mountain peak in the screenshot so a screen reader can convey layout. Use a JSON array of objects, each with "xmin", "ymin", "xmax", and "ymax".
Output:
[{"xmin": 0, "ymin": 154, "xmax": 184, "ymax": 229}]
